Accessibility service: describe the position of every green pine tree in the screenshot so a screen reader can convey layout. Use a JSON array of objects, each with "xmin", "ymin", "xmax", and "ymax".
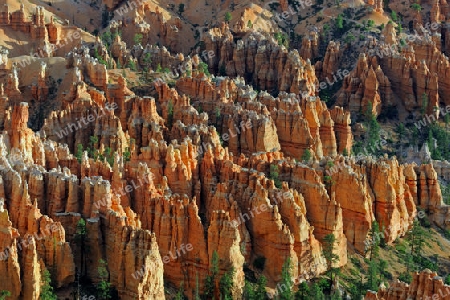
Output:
[
  {"xmin": 406, "ymin": 220, "xmax": 429, "ymax": 270},
  {"xmin": 133, "ymin": 33, "xmax": 143, "ymax": 45},
  {"xmin": 269, "ymin": 165, "xmax": 282, "ymax": 188},
  {"xmin": 74, "ymin": 219, "xmax": 87, "ymax": 276},
  {"xmin": 391, "ymin": 11, "xmax": 398, "ymax": 21},
  {"xmin": 421, "ymin": 93, "xmax": 428, "ymax": 116},
  {"xmin": 76, "ymin": 144, "xmax": 84, "ymax": 163},
  {"xmin": 279, "ymin": 257, "xmax": 293, "ymax": 300},
  {"xmin": 178, "ymin": 3, "xmax": 185, "ymax": 14},
  {"xmin": 295, "ymin": 281, "xmax": 309, "ymax": 300},
  {"xmin": 323, "ymin": 234, "xmax": 340, "ymax": 290},
  {"xmin": 88, "ymin": 136, "xmax": 99, "ymax": 159},
  {"xmin": 243, "ymin": 280, "xmax": 255, "ymax": 300},
  {"xmin": 255, "ymin": 276, "xmax": 267, "ymax": 299},
  {"xmin": 367, "ymin": 259, "xmax": 379, "ymax": 291},
  {"xmin": 364, "ymin": 102, "xmax": 381, "ymax": 154},
  {"xmin": 175, "ymin": 282, "xmax": 185, "ymax": 300},
  {"xmin": 336, "ymin": 14, "xmax": 344, "ymax": 30},
  {"xmin": 225, "ymin": 12, "xmax": 232, "ymax": 23},
  {"xmin": 219, "ymin": 267, "xmax": 235, "ymax": 300},
  {"xmin": 97, "ymin": 259, "xmax": 111, "ymax": 299},
  {"xmin": 0, "ymin": 291, "xmax": 10, "ymax": 300},
  {"xmin": 198, "ymin": 62, "xmax": 210, "ymax": 76},
  {"xmin": 204, "ymin": 250, "xmax": 219, "ymax": 299},
  {"xmin": 343, "ymin": 148, "xmax": 349, "ymax": 156},
  {"xmin": 194, "ymin": 273, "xmax": 200, "ymax": 300},
  {"xmin": 40, "ymin": 269, "xmax": 57, "ymax": 300},
  {"xmin": 366, "ymin": 221, "xmax": 381, "ymax": 261},
  {"xmin": 308, "ymin": 283, "xmax": 325, "ymax": 300},
  {"xmin": 167, "ymin": 100, "xmax": 174, "ymax": 129},
  {"xmin": 301, "ymin": 149, "xmax": 311, "ymax": 162}
]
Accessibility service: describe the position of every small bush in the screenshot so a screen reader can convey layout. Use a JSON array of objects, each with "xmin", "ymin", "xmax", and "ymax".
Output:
[
  {"xmin": 398, "ymin": 272, "xmax": 412, "ymax": 284},
  {"xmin": 445, "ymin": 274, "xmax": 450, "ymax": 285}
]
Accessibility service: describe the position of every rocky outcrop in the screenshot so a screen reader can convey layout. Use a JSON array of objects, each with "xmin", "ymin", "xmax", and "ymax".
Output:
[
  {"xmin": 4, "ymin": 8, "xmax": 450, "ymax": 298},
  {"xmin": 0, "ymin": 46, "xmax": 8, "ymax": 69},
  {"xmin": 202, "ymin": 27, "xmax": 318, "ymax": 96},
  {"xmin": 315, "ymin": 41, "xmax": 342, "ymax": 82},
  {"xmin": 173, "ymin": 75, "xmax": 351, "ymax": 159},
  {"xmin": 0, "ymin": 203, "xmax": 22, "ymax": 299},
  {"xmin": 31, "ymin": 61, "xmax": 49, "ymax": 102},
  {"xmin": 102, "ymin": 212, "xmax": 166, "ymax": 299},
  {"xmin": 365, "ymin": 269, "xmax": 450, "ymax": 300},
  {"xmin": 342, "ymin": 21, "xmax": 450, "ymax": 116},
  {"xmin": 368, "ymin": 0, "xmax": 384, "ymax": 13},
  {"xmin": 0, "ymin": 4, "xmax": 54, "ymax": 45},
  {"xmin": 300, "ymin": 31, "xmax": 319, "ymax": 61},
  {"xmin": 106, "ymin": 2, "xmax": 187, "ymax": 54},
  {"xmin": 336, "ymin": 53, "xmax": 390, "ymax": 116},
  {"xmin": 66, "ymin": 51, "xmax": 109, "ymax": 91},
  {"xmin": 5, "ymin": 67, "xmax": 22, "ymax": 104},
  {"xmin": 417, "ymin": 164, "xmax": 450, "ymax": 229}
]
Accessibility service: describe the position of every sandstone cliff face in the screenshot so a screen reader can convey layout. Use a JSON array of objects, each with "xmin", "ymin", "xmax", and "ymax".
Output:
[
  {"xmin": 336, "ymin": 53, "xmax": 389, "ymax": 116},
  {"xmin": 0, "ymin": 143, "xmax": 76, "ymax": 290},
  {"xmin": 365, "ymin": 269, "xmax": 450, "ymax": 300},
  {"xmin": 104, "ymin": 0, "xmax": 195, "ymax": 54},
  {"xmin": 0, "ymin": 102, "xmax": 167, "ymax": 299},
  {"xmin": 3, "ymin": 5, "xmax": 48, "ymax": 42},
  {"xmin": 315, "ymin": 41, "xmax": 342, "ymax": 82},
  {"xmin": 199, "ymin": 148, "xmax": 327, "ymax": 284},
  {"xmin": 0, "ymin": 207, "xmax": 22, "ymax": 299},
  {"xmin": 300, "ymin": 31, "xmax": 319, "ymax": 62},
  {"xmin": 0, "ymin": 3, "xmax": 76, "ymax": 55},
  {"xmin": 365, "ymin": 158, "xmax": 416, "ymax": 243},
  {"xmin": 202, "ymin": 26, "xmax": 318, "ymax": 96},
  {"xmin": 102, "ymin": 212, "xmax": 166, "ymax": 300},
  {"xmin": 338, "ymin": 19, "xmax": 450, "ymax": 116},
  {"xmin": 173, "ymin": 75, "xmax": 351, "ymax": 159}
]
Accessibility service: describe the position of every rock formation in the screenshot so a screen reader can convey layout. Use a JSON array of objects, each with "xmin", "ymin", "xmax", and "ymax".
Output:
[
  {"xmin": 1, "ymin": 1, "xmax": 450, "ymax": 298},
  {"xmin": 365, "ymin": 269, "xmax": 450, "ymax": 299}
]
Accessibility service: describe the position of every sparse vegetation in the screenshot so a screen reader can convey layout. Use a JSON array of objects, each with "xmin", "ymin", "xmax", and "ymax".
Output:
[
  {"xmin": 323, "ymin": 234, "xmax": 340, "ymax": 290},
  {"xmin": 167, "ymin": 100, "xmax": 174, "ymax": 129},
  {"xmin": 411, "ymin": 3, "xmax": 422, "ymax": 12},
  {"xmin": 225, "ymin": 12, "xmax": 232, "ymax": 23},
  {"xmin": 421, "ymin": 93, "xmax": 428, "ymax": 116},
  {"xmin": 97, "ymin": 259, "xmax": 112, "ymax": 299},
  {"xmin": 198, "ymin": 62, "xmax": 210, "ymax": 76},
  {"xmin": 441, "ymin": 182, "xmax": 450, "ymax": 205},
  {"xmin": 364, "ymin": 102, "xmax": 381, "ymax": 155},
  {"xmin": 243, "ymin": 275, "xmax": 267, "ymax": 300},
  {"xmin": 74, "ymin": 218, "xmax": 87, "ymax": 276},
  {"xmin": 203, "ymin": 251, "xmax": 219, "ymax": 298},
  {"xmin": 274, "ymin": 32, "xmax": 289, "ymax": 47},
  {"xmin": 279, "ymin": 257, "xmax": 294, "ymax": 299},
  {"xmin": 301, "ymin": 149, "xmax": 312, "ymax": 162},
  {"xmin": 269, "ymin": 164, "xmax": 282, "ymax": 188},
  {"xmin": 9, "ymin": 2, "xmax": 450, "ymax": 300},
  {"xmin": 133, "ymin": 33, "xmax": 143, "ymax": 45},
  {"xmin": 0, "ymin": 291, "xmax": 10, "ymax": 300},
  {"xmin": 40, "ymin": 269, "xmax": 57, "ymax": 300}
]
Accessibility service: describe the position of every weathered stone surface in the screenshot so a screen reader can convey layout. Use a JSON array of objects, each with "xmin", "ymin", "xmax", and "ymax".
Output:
[
  {"xmin": 4, "ymin": 8, "xmax": 450, "ymax": 298},
  {"xmin": 365, "ymin": 269, "xmax": 450, "ymax": 300}
]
